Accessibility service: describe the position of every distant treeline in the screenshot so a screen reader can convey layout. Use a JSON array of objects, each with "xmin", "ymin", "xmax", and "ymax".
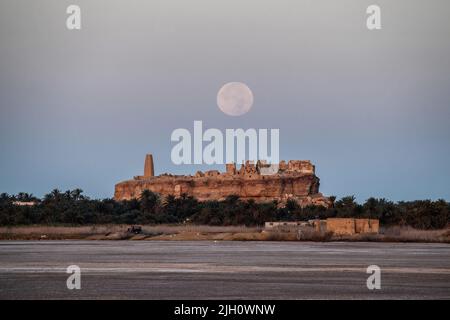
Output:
[{"xmin": 0, "ymin": 190, "xmax": 449, "ymax": 229}]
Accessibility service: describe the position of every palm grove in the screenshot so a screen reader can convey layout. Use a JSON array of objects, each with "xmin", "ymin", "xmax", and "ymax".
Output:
[{"xmin": 0, "ymin": 189, "xmax": 449, "ymax": 229}]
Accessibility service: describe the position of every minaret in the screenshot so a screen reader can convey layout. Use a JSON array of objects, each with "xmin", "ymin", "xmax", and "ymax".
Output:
[{"xmin": 144, "ymin": 154, "xmax": 154, "ymax": 177}]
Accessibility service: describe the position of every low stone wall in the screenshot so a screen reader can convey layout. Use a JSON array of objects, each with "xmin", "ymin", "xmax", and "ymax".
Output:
[
  {"xmin": 265, "ymin": 218, "xmax": 379, "ymax": 236},
  {"xmin": 326, "ymin": 218, "xmax": 355, "ymax": 235},
  {"xmin": 265, "ymin": 221, "xmax": 307, "ymax": 232},
  {"xmin": 355, "ymin": 218, "xmax": 379, "ymax": 234},
  {"xmin": 326, "ymin": 218, "xmax": 379, "ymax": 235}
]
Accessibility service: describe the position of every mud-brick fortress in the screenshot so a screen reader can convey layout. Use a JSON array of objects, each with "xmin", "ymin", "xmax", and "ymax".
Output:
[{"xmin": 114, "ymin": 154, "xmax": 331, "ymax": 207}]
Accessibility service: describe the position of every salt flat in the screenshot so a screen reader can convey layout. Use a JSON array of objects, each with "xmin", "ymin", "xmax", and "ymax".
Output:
[{"xmin": 0, "ymin": 241, "xmax": 449, "ymax": 299}]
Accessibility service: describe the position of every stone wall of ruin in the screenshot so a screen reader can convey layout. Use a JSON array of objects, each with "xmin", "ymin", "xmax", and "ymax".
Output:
[
  {"xmin": 114, "ymin": 158, "xmax": 329, "ymax": 206},
  {"xmin": 114, "ymin": 173, "xmax": 322, "ymax": 202}
]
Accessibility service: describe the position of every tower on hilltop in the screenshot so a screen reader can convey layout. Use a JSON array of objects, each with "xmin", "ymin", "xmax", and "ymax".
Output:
[{"xmin": 144, "ymin": 154, "xmax": 154, "ymax": 178}]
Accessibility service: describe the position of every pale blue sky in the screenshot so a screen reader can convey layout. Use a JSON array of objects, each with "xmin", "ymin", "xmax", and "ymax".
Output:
[{"xmin": 0, "ymin": 0, "xmax": 449, "ymax": 201}]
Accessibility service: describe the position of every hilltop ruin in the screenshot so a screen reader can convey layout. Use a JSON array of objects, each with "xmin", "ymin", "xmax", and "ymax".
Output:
[{"xmin": 114, "ymin": 154, "xmax": 331, "ymax": 207}]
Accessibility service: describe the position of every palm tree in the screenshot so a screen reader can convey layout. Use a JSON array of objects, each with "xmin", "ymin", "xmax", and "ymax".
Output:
[
  {"xmin": 49, "ymin": 189, "xmax": 61, "ymax": 201},
  {"xmin": 70, "ymin": 189, "xmax": 84, "ymax": 201},
  {"xmin": 139, "ymin": 190, "xmax": 159, "ymax": 213},
  {"xmin": 328, "ymin": 195, "xmax": 336, "ymax": 208},
  {"xmin": 64, "ymin": 190, "xmax": 72, "ymax": 200},
  {"xmin": 0, "ymin": 193, "xmax": 10, "ymax": 201},
  {"xmin": 161, "ymin": 194, "xmax": 176, "ymax": 208}
]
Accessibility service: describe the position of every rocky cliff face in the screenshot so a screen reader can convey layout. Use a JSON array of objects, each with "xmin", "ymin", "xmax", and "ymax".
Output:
[{"xmin": 114, "ymin": 160, "xmax": 330, "ymax": 207}]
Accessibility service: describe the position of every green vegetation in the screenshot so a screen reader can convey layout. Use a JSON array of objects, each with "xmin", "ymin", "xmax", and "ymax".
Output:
[{"xmin": 0, "ymin": 190, "xmax": 448, "ymax": 229}]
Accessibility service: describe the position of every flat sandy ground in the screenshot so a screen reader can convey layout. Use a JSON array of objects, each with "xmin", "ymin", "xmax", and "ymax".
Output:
[
  {"xmin": 0, "ymin": 241, "xmax": 449, "ymax": 299},
  {"xmin": 1, "ymin": 225, "xmax": 449, "ymax": 242}
]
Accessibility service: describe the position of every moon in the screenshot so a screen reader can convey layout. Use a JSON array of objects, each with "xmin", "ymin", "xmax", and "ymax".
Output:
[{"xmin": 217, "ymin": 82, "xmax": 254, "ymax": 116}]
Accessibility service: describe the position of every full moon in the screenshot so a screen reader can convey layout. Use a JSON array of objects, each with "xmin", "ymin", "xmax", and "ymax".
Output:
[{"xmin": 217, "ymin": 82, "xmax": 254, "ymax": 116}]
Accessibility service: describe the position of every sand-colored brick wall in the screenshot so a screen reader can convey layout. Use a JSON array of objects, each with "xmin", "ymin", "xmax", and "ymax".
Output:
[
  {"xmin": 312, "ymin": 220, "xmax": 327, "ymax": 233},
  {"xmin": 326, "ymin": 218, "xmax": 379, "ymax": 235},
  {"xmin": 355, "ymin": 219, "xmax": 369, "ymax": 233},
  {"xmin": 264, "ymin": 218, "xmax": 379, "ymax": 235},
  {"xmin": 326, "ymin": 218, "xmax": 355, "ymax": 235},
  {"xmin": 355, "ymin": 218, "xmax": 379, "ymax": 233},
  {"xmin": 369, "ymin": 219, "xmax": 379, "ymax": 233}
]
